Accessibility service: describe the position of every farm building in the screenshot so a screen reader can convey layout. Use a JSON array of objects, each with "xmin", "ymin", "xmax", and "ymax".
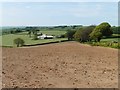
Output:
[{"xmin": 37, "ymin": 34, "xmax": 54, "ymax": 39}]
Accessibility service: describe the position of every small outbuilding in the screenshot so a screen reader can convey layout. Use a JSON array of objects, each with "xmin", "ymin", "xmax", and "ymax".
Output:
[{"xmin": 37, "ymin": 34, "xmax": 54, "ymax": 39}]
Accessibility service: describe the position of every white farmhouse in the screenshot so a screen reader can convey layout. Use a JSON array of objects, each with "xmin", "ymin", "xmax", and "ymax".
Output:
[{"xmin": 37, "ymin": 34, "xmax": 54, "ymax": 39}]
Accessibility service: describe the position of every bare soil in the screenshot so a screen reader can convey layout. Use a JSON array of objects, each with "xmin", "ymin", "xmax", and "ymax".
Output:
[{"xmin": 2, "ymin": 41, "xmax": 118, "ymax": 88}]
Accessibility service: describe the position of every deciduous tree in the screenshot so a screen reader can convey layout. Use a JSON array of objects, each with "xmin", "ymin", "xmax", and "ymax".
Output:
[{"xmin": 90, "ymin": 22, "xmax": 112, "ymax": 42}]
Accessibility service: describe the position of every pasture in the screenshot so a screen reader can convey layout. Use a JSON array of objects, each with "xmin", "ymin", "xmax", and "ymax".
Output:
[{"xmin": 1, "ymin": 30, "xmax": 67, "ymax": 47}]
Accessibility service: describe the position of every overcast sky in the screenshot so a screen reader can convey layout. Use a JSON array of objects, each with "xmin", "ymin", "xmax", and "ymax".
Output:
[{"xmin": 1, "ymin": 2, "xmax": 118, "ymax": 26}]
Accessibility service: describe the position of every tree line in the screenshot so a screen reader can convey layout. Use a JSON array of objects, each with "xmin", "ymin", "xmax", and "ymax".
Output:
[
  {"xmin": 3, "ymin": 22, "xmax": 119, "ymax": 47},
  {"xmin": 2, "ymin": 24, "xmax": 119, "ymax": 36},
  {"xmin": 66, "ymin": 22, "xmax": 116, "ymax": 42}
]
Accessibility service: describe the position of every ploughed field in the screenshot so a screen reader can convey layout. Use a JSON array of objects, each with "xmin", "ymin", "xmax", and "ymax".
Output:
[{"xmin": 2, "ymin": 41, "xmax": 118, "ymax": 88}]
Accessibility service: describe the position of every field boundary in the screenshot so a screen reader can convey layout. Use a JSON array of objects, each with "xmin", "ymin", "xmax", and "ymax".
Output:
[{"xmin": 23, "ymin": 40, "xmax": 69, "ymax": 47}]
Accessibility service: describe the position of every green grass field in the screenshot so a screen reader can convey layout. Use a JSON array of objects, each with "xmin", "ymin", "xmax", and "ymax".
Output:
[
  {"xmin": 15, "ymin": 30, "xmax": 66, "ymax": 36},
  {"xmin": 101, "ymin": 38, "xmax": 119, "ymax": 42},
  {"xmin": 39, "ymin": 30, "xmax": 66, "ymax": 36},
  {"xmin": 1, "ymin": 30, "xmax": 67, "ymax": 47},
  {"xmin": 1, "ymin": 29, "xmax": 119, "ymax": 48}
]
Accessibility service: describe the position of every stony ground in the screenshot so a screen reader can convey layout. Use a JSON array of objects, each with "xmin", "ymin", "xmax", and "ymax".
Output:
[{"xmin": 2, "ymin": 41, "xmax": 118, "ymax": 88}]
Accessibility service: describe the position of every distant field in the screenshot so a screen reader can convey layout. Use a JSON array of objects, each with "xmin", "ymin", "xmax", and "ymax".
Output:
[
  {"xmin": 40, "ymin": 30, "xmax": 66, "ymax": 36},
  {"xmin": 15, "ymin": 30, "xmax": 66, "ymax": 36},
  {"xmin": 1, "ymin": 30, "xmax": 67, "ymax": 47},
  {"xmin": 100, "ymin": 34, "xmax": 119, "ymax": 42}
]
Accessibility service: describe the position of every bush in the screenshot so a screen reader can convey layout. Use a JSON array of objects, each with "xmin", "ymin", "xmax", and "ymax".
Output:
[
  {"xmin": 111, "ymin": 43, "xmax": 119, "ymax": 48},
  {"xmin": 87, "ymin": 41, "xmax": 119, "ymax": 49},
  {"xmin": 14, "ymin": 38, "xmax": 25, "ymax": 47},
  {"xmin": 60, "ymin": 34, "xmax": 66, "ymax": 38}
]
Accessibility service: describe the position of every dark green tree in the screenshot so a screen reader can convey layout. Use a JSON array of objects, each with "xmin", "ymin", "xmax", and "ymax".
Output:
[
  {"xmin": 74, "ymin": 28, "xmax": 83, "ymax": 41},
  {"xmin": 66, "ymin": 30, "xmax": 76, "ymax": 40},
  {"xmin": 32, "ymin": 27, "xmax": 39, "ymax": 35},
  {"xmin": 14, "ymin": 38, "xmax": 25, "ymax": 47},
  {"xmin": 25, "ymin": 27, "xmax": 39, "ymax": 38},
  {"xmin": 25, "ymin": 27, "xmax": 32, "ymax": 37},
  {"xmin": 74, "ymin": 26, "xmax": 96, "ymax": 42},
  {"xmin": 111, "ymin": 26, "xmax": 120, "ymax": 34}
]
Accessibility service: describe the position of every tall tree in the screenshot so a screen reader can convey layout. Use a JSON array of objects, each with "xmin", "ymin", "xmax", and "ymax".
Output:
[
  {"xmin": 74, "ymin": 26, "xmax": 96, "ymax": 42},
  {"xmin": 90, "ymin": 22, "xmax": 112, "ymax": 42},
  {"xmin": 74, "ymin": 28, "xmax": 83, "ymax": 41},
  {"xmin": 25, "ymin": 27, "xmax": 32, "ymax": 37},
  {"xmin": 66, "ymin": 30, "xmax": 76, "ymax": 40},
  {"xmin": 14, "ymin": 38, "xmax": 25, "ymax": 47}
]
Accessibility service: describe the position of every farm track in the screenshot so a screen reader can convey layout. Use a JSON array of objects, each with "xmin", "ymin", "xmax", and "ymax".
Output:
[{"xmin": 2, "ymin": 41, "xmax": 118, "ymax": 88}]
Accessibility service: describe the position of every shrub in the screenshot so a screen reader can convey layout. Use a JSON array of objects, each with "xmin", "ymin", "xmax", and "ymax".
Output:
[
  {"xmin": 111, "ymin": 43, "xmax": 119, "ymax": 48},
  {"xmin": 88, "ymin": 41, "xmax": 119, "ymax": 49},
  {"xmin": 60, "ymin": 34, "xmax": 66, "ymax": 38}
]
